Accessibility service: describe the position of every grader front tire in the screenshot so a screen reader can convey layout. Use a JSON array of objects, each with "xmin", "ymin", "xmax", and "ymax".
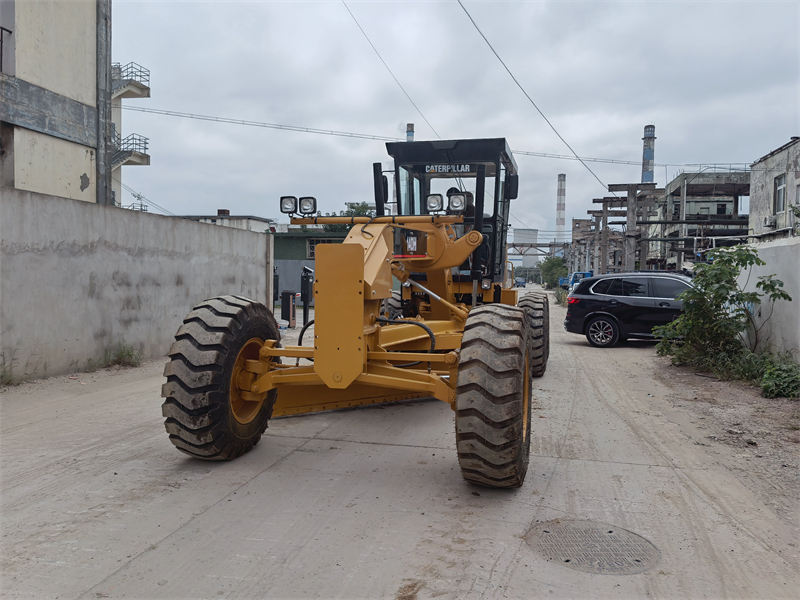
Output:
[
  {"xmin": 161, "ymin": 295, "xmax": 280, "ymax": 460},
  {"xmin": 455, "ymin": 305, "xmax": 532, "ymax": 488},
  {"xmin": 518, "ymin": 292, "xmax": 550, "ymax": 377}
]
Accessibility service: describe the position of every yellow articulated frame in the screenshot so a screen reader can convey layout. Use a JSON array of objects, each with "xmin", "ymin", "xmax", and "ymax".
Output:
[
  {"xmin": 241, "ymin": 345, "xmax": 460, "ymax": 416},
  {"xmin": 238, "ymin": 215, "xmax": 482, "ymax": 418}
]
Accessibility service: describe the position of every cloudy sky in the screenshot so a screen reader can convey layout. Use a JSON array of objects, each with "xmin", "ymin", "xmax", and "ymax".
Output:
[{"xmin": 112, "ymin": 0, "xmax": 799, "ymax": 241}]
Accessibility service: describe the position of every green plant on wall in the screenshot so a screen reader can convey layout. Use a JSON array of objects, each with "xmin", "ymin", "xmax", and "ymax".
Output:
[{"xmin": 655, "ymin": 245, "xmax": 797, "ymax": 397}]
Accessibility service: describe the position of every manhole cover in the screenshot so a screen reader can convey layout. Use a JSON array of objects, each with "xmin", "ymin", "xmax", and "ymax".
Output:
[{"xmin": 526, "ymin": 520, "xmax": 660, "ymax": 574}]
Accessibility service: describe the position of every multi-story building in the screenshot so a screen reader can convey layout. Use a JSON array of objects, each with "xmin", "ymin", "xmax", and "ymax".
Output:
[
  {"xmin": 646, "ymin": 171, "xmax": 749, "ymax": 268},
  {"xmin": 0, "ymin": 0, "xmax": 149, "ymax": 206},
  {"xmin": 749, "ymin": 137, "xmax": 799, "ymax": 241}
]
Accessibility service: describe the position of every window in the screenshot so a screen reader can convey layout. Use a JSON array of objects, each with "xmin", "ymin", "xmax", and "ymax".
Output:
[
  {"xmin": 307, "ymin": 238, "xmax": 337, "ymax": 259},
  {"xmin": 622, "ymin": 277, "xmax": 649, "ymax": 297},
  {"xmin": 717, "ymin": 203, "xmax": 726, "ymax": 215},
  {"xmin": 651, "ymin": 278, "xmax": 691, "ymax": 299},
  {"xmin": 606, "ymin": 278, "xmax": 624, "ymax": 296},
  {"xmin": 775, "ymin": 175, "xmax": 786, "ymax": 213},
  {"xmin": 590, "ymin": 279, "xmax": 613, "ymax": 295}
]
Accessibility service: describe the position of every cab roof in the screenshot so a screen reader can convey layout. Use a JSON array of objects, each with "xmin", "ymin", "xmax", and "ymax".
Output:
[{"xmin": 385, "ymin": 138, "xmax": 518, "ymax": 174}]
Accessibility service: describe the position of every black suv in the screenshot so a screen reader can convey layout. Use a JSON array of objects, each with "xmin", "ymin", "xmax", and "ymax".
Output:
[{"xmin": 564, "ymin": 272, "xmax": 693, "ymax": 347}]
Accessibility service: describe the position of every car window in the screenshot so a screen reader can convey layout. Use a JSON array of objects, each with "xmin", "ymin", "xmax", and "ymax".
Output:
[
  {"xmin": 590, "ymin": 279, "xmax": 612, "ymax": 294},
  {"xmin": 652, "ymin": 277, "xmax": 691, "ymax": 299},
  {"xmin": 622, "ymin": 277, "xmax": 649, "ymax": 297},
  {"xmin": 606, "ymin": 278, "xmax": 624, "ymax": 296}
]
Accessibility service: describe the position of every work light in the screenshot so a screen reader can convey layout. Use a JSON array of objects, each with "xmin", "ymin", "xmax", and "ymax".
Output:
[
  {"xmin": 448, "ymin": 194, "xmax": 466, "ymax": 212},
  {"xmin": 299, "ymin": 197, "xmax": 317, "ymax": 214},
  {"xmin": 280, "ymin": 196, "xmax": 298, "ymax": 214},
  {"xmin": 426, "ymin": 194, "xmax": 443, "ymax": 212}
]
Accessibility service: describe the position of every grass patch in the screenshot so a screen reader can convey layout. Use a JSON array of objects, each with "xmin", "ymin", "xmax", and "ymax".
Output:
[{"xmin": 103, "ymin": 343, "xmax": 143, "ymax": 368}]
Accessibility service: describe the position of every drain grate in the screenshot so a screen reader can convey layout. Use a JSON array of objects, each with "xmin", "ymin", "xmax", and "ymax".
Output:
[{"xmin": 526, "ymin": 520, "xmax": 660, "ymax": 575}]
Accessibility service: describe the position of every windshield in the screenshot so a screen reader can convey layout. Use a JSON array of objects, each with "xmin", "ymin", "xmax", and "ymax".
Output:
[{"xmin": 397, "ymin": 162, "xmax": 499, "ymax": 217}]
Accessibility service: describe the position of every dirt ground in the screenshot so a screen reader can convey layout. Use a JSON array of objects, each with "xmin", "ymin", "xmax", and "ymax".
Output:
[
  {"xmin": 652, "ymin": 357, "xmax": 800, "ymax": 529},
  {"xmin": 1, "ymin": 292, "xmax": 798, "ymax": 598}
]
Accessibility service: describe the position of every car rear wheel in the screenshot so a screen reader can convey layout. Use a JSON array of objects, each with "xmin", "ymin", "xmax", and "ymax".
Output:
[{"xmin": 586, "ymin": 317, "xmax": 620, "ymax": 348}]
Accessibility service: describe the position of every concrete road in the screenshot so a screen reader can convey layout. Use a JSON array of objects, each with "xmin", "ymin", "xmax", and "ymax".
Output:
[{"xmin": 1, "ymin": 292, "xmax": 797, "ymax": 599}]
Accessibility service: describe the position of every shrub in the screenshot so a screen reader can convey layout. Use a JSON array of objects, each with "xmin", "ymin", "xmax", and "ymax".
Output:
[
  {"xmin": 655, "ymin": 245, "xmax": 796, "ymax": 397},
  {"xmin": 761, "ymin": 362, "xmax": 800, "ymax": 399}
]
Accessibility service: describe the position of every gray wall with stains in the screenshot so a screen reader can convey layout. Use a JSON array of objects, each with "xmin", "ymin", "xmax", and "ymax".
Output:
[{"xmin": 1, "ymin": 186, "xmax": 273, "ymax": 379}]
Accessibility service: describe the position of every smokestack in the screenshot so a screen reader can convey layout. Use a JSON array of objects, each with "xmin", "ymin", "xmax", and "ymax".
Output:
[
  {"xmin": 641, "ymin": 125, "xmax": 656, "ymax": 183},
  {"xmin": 406, "ymin": 123, "xmax": 414, "ymax": 142},
  {"xmin": 556, "ymin": 174, "xmax": 566, "ymax": 243}
]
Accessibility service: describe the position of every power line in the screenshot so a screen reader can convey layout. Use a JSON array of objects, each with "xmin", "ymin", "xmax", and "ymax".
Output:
[
  {"xmin": 120, "ymin": 105, "xmax": 403, "ymax": 142},
  {"xmin": 457, "ymin": 0, "xmax": 615, "ymax": 196},
  {"xmin": 123, "ymin": 105, "xmax": 757, "ymax": 172},
  {"xmin": 113, "ymin": 176, "xmax": 177, "ymax": 216},
  {"xmin": 341, "ymin": 0, "xmax": 441, "ymax": 139}
]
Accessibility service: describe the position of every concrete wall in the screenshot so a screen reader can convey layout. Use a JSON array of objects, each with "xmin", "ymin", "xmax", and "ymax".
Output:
[
  {"xmin": 737, "ymin": 237, "xmax": 800, "ymax": 356},
  {"xmin": 1, "ymin": 187, "xmax": 273, "ymax": 379},
  {"xmin": 15, "ymin": 129, "xmax": 96, "ymax": 200},
  {"xmin": 15, "ymin": 0, "xmax": 96, "ymax": 105}
]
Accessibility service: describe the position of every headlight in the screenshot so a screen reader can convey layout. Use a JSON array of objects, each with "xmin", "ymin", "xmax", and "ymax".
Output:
[
  {"xmin": 448, "ymin": 194, "xmax": 466, "ymax": 212},
  {"xmin": 280, "ymin": 196, "xmax": 297, "ymax": 214},
  {"xmin": 426, "ymin": 194, "xmax": 443, "ymax": 212},
  {"xmin": 481, "ymin": 279, "xmax": 492, "ymax": 290},
  {"xmin": 299, "ymin": 197, "xmax": 317, "ymax": 214}
]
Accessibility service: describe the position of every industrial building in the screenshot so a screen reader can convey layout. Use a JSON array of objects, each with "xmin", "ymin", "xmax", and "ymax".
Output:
[
  {"xmin": 0, "ymin": 0, "xmax": 150, "ymax": 207},
  {"xmin": 748, "ymin": 137, "xmax": 799, "ymax": 241}
]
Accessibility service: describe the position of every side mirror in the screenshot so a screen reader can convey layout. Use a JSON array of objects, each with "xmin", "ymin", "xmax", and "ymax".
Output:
[
  {"xmin": 505, "ymin": 174, "xmax": 519, "ymax": 200},
  {"xmin": 373, "ymin": 163, "xmax": 386, "ymax": 217}
]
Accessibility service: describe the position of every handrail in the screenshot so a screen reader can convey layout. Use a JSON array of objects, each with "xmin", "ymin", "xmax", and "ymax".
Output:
[{"xmin": 111, "ymin": 61, "xmax": 150, "ymax": 87}]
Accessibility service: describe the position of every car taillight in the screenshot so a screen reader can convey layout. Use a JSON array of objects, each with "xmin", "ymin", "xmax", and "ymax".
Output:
[{"xmin": 567, "ymin": 297, "xmax": 580, "ymax": 304}]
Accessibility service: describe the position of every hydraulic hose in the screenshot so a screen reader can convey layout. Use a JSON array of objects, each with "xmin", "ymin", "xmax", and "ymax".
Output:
[
  {"xmin": 296, "ymin": 319, "xmax": 315, "ymax": 365},
  {"xmin": 376, "ymin": 316, "xmax": 436, "ymax": 368}
]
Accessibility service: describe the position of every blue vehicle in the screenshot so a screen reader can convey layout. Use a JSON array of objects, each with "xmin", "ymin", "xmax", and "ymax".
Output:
[{"xmin": 559, "ymin": 271, "xmax": 592, "ymax": 289}]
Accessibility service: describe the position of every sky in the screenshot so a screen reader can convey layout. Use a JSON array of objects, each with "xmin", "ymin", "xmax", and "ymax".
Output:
[{"xmin": 112, "ymin": 0, "xmax": 799, "ymax": 242}]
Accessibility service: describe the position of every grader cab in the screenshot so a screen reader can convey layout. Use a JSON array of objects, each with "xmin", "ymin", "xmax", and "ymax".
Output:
[{"xmin": 161, "ymin": 138, "xmax": 549, "ymax": 488}]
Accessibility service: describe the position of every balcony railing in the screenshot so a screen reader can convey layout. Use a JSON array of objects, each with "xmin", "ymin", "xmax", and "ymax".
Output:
[
  {"xmin": 111, "ymin": 62, "xmax": 150, "ymax": 88},
  {"xmin": 111, "ymin": 132, "xmax": 149, "ymax": 167}
]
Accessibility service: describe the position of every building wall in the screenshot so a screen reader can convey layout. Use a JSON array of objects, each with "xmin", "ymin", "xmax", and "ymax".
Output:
[
  {"xmin": 749, "ymin": 140, "xmax": 799, "ymax": 238},
  {"xmin": 14, "ymin": 0, "xmax": 96, "ymax": 105},
  {"xmin": 1, "ymin": 187, "xmax": 273, "ymax": 380},
  {"xmin": 14, "ymin": 129, "xmax": 96, "ymax": 200},
  {"xmin": 737, "ymin": 237, "xmax": 800, "ymax": 356}
]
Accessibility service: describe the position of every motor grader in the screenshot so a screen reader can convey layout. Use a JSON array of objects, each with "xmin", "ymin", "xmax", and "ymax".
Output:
[{"xmin": 161, "ymin": 138, "xmax": 549, "ymax": 488}]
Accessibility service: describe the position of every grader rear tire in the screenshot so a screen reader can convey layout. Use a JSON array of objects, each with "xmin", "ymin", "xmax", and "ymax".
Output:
[
  {"xmin": 383, "ymin": 290, "xmax": 404, "ymax": 319},
  {"xmin": 455, "ymin": 305, "xmax": 532, "ymax": 488},
  {"xmin": 518, "ymin": 292, "xmax": 550, "ymax": 377},
  {"xmin": 161, "ymin": 295, "xmax": 280, "ymax": 460}
]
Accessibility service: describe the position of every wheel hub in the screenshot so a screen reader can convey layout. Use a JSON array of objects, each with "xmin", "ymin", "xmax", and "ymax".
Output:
[{"xmin": 230, "ymin": 338, "xmax": 265, "ymax": 424}]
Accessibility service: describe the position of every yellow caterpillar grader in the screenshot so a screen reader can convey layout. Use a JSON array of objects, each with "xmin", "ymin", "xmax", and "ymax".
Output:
[{"xmin": 161, "ymin": 138, "xmax": 549, "ymax": 488}]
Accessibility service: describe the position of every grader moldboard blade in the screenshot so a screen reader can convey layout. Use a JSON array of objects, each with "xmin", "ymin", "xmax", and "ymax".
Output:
[{"xmin": 161, "ymin": 137, "xmax": 550, "ymax": 488}]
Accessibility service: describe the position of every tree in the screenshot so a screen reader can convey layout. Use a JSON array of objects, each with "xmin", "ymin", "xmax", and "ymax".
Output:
[
  {"xmin": 318, "ymin": 202, "xmax": 375, "ymax": 233},
  {"xmin": 539, "ymin": 256, "xmax": 567, "ymax": 288}
]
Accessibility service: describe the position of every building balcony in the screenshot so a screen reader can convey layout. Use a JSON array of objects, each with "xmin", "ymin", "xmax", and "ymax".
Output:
[
  {"xmin": 112, "ymin": 62, "xmax": 151, "ymax": 100},
  {"xmin": 112, "ymin": 132, "xmax": 150, "ymax": 168}
]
